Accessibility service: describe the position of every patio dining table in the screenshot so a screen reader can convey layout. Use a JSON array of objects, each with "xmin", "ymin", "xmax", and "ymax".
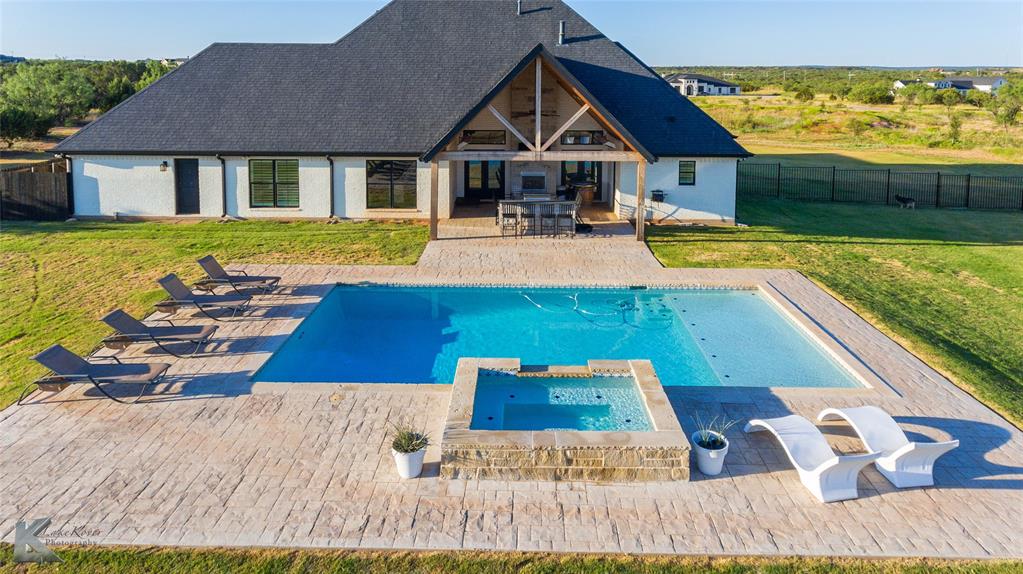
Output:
[{"xmin": 497, "ymin": 197, "xmax": 579, "ymax": 237}]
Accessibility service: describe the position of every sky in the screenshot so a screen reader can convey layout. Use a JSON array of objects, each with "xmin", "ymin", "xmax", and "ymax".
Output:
[{"xmin": 1, "ymin": 0, "xmax": 1020, "ymax": 67}]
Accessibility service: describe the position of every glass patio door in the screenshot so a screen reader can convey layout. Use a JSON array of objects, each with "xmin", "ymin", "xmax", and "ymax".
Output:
[{"xmin": 465, "ymin": 161, "xmax": 505, "ymax": 203}]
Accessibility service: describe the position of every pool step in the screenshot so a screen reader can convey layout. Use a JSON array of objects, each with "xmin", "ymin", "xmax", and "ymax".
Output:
[{"xmin": 517, "ymin": 364, "xmax": 591, "ymax": 378}]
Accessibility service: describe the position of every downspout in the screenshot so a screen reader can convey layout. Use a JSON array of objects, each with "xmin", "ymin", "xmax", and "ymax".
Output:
[
  {"xmin": 216, "ymin": 154, "xmax": 228, "ymax": 220},
  {"xmin": 326, "ymin": 155, "xmax": 337, "ymax": 223}
]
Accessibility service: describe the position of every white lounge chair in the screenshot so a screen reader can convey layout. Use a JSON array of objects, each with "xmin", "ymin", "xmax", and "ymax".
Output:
[
  {"xmin": 745, "ymin": 415, "xmax": 881, "ymax": 503},
  {"xmin": 818, "ymin": 406, "xmax": 959, "ymax": 488}
]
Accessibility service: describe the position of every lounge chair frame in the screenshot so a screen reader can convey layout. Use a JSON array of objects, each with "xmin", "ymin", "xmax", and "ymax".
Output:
[
  {"xmin": 197, "ymin": 255, "xmax": 281, "ymax": 295},
  {"xmin": 157, "ymin": 274, "xmax": 251, "ymax": 322},
  {"xmin": 101, "ymin": 310, "xmax": 216, "ymax": 358},
  {"xmin": 18, "ymin": 355, "xmax": 169, "ymax": 406}
]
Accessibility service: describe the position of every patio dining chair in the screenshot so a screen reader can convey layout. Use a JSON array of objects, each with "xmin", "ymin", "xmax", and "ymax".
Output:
[
  {"xmin": 157, "ymin": 274, "xmax": 251, "ymax": 321},
  {"xmin": 499, "ymin": 203, "xmax": 520, "ymax": 237},
  {"xmin": 556, "ymin": 202, "xmax": 576, "ymax": 237},
  {"xmin": 519, "ymin": 203, "xmax": 537, "ymax": 236},
  {"xmin": 20, "ymin": 344, "xmax": 171, "ymax": 405},
  {"xmin": 539, "ymin": 202, "xmax": 558, "ymax": 236},
  {"xmin": 101, "ymin": 308, "xmax": 218, "ymax": 358}
]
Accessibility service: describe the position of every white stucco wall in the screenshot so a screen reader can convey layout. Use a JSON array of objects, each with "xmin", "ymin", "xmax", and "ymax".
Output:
[
  {"xmin": 225, "ymin": 158, "xmax": 331, "ymax": 219},
  {"xmin": 336, "ymin": 159, "xmax": 451, "ymax": 220},
  {"xmin": 614, "ymin": 157, "xmax": 736, "ymax": 223},
  {"xmin": 72, "ymin": 156, "xmax": 221, "ymax": 217},
  {"xmin": 71, "ymin": 155, "xmax": 451, "ymax": 220}
]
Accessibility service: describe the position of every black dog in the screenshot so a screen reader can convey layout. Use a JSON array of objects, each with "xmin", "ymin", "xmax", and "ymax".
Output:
[{"xmin": 894, "ymin": 194, "xmax": 916, "ymax": 209}]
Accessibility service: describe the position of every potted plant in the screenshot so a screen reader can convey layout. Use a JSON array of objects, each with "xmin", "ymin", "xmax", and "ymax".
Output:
[
  {"xmin": 390, "ymin": 420, "xmax": 430, "ymax": 479},
  {"xmin": 691, "ymin": 415, "xmax": 737, "ymax": 476}
]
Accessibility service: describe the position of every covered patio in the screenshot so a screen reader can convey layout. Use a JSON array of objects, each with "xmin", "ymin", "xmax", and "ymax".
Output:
[{"xmin": 422, "ymin": 47, "xmax": 654, "ymax": 242}]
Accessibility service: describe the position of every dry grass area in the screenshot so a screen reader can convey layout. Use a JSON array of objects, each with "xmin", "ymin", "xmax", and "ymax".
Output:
[
  {"xmin": 694, "ymin": 94, "xmax": 1023, "ymax": 175},
  {"xmin": 0, "ymin": 125, "xmax": 82, "ymax": 169}
]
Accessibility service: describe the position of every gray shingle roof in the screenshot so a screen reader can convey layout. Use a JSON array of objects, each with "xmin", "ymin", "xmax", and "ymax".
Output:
[
  {"xmin": 943, "ymin": 76, "xmax": 1004, "ymax": 86},
  {"xmin": 55, "ymin": 0, "xmax": 748, "ymax": 159}
]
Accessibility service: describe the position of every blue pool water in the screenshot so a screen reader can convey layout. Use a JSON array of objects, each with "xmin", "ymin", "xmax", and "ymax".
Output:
[
  {"xmin": 471, "ymin": 375, "xmax": 652, "ymax": 431},
  {"xmin": 253, "ymin": 285, "xmax": 861, "ymax": 388}
]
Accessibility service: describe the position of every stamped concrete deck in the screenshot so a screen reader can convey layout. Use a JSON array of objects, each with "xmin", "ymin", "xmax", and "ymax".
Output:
[{"xmin": 2, "ymin": 219, "xmax": 1021, "ymax": 558}]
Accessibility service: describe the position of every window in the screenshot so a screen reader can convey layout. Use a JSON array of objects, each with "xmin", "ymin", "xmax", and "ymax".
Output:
[
  {"xmin": 366, "ymin": 160, "xmax": 417, "ymax": 209},
  {"xmin": 560, "ymin": 130, "xmax": 605, "ymax": 145},
  {"xmin": 461, "ymin": 130, "xmax": 506, "ymax": 145},
  {"xmin": 730, "ymin": 87, "xmax": 737, "ymax": 94},
  {"xmin": 249, "ymin": 159, "xmax": 299, "ymax": 208},
  {"xmin": 678, "ymin": 161, "xmax": 696, "ymax": 186}
]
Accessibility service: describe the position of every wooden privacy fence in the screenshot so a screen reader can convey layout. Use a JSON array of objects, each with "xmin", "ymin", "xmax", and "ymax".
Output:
[
  {"xmin": 737, "ymin": 162, "xmax": 1023, "ymax": 210},
  {"xmin": 0, "ymin": 171, "xmax": 71, "ymax": 220}
]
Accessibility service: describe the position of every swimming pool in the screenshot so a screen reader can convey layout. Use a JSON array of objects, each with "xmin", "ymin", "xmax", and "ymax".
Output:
[{"xmin": 253, "ymin": 285, "xmax": 862, "ymax": 388}]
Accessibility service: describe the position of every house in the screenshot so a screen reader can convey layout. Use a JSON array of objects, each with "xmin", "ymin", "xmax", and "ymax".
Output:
[
  {"xmin": 926, "ymin": 77, "xmax": 1007, "ymax": 94},
  {"xmin": 664, "ymin": 73, "xmax": 741, "ymax": 96},
  {"xmin": 53, "ymin": 0, "xmax": 749, "ymax": 235},
  {"xmin": 892, "ymin": 79, "xmax": 922, "ymax": 90}
]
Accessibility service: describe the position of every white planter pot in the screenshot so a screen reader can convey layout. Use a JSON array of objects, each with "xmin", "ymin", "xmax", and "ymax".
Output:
[
  {"xmin": 392, "ymin": 447, "xmax": 427, "ymax": 479},
  {"xmin": 692, "ymin": 431, "xmax": 729, "ymax": 476}
]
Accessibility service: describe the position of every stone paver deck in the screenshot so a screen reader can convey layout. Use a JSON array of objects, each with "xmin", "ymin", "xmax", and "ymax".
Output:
[{"xmin": 2, "ymin": 219, "xmax": 1021, "ymax": 558}]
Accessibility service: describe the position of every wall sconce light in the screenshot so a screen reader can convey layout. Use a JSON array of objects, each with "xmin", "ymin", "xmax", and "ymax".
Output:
[{"xmin": 160, "ymin": 161, "xmax": 169, "ymax": 172}]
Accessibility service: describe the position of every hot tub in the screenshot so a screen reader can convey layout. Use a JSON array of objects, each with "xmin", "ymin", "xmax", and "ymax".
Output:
[{"xmin": 441, "ymin": 358, "xmax": 690, "ymax": 482}]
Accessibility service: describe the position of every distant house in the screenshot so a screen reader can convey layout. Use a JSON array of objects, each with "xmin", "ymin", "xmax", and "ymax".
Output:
[
  {"xmin": 927, "ymin": 77, "xmax": 1006, "ymax": 94},
  {"xmin": 664, "ymin": 73, "xmax": 741, "ymax": 96}
]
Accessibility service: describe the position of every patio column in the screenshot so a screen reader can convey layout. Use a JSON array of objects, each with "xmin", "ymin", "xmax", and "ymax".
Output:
[
  {"xmin": 429, "ymin": 160, "xmax": 439, "ymax": 240},
  {"xmin": 635, "ymin": 160, "xmax": 646, "ymax": 241}
]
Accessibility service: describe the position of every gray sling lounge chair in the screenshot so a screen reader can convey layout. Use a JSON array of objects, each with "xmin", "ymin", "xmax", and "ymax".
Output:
[
  {"xmin": 157, "ymin": 274, "xmax": 251, "ymax": 321},
  {"xmin": 197, "ymin": 255, "xmax": 281, "ymax": 294},
  {"xmin": 101, "ymin": 309, "xmax": 218, "ymax": 357},
  {"xmin": 20, "ymin": 344, "xmax": 170, "ymax": 405}
]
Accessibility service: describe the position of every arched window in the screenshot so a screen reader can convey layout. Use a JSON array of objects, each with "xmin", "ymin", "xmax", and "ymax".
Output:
[{"xmin": 685, "ymin": 85, "xmax": 694, "ymax": 96}]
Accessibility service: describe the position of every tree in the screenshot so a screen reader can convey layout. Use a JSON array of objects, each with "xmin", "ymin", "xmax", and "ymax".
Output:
[
  {"xmin": 0, "ymin": 107, "xmax": 52, "ymax": 147},
  {"xmin": 84, "ymin": 60, "xmax": 145, "ymax": 110},
  {"xmin": 947, "ymin": 112, "xmax": 962, "ymax": 144},
  {"xmin": 0, "ymin": 62, "xmax": 94, "ymax": 124},
  {"xmin": 938, "ymin": 88, "xmax": 962, "ymax": 110},
  {"xmin": 898, "ymin": 83, "xmax": 937, "ymax": 106},
  {"xmin": 794, "ymin": 87, "xmax": 814, "ymax": 102},
  {"xmin": 101, "ymin": 75, "xmax": 136, "ymax": 111},
  {"xmin": 848, "ymin": 83, "xmax": 894, "ymax": 104},
  {"xmin": 987, "ymin": 99, "xmax": 1020, "ymax": 132},
  {"xmin": 846, "ymin": 117, "xmax": 867, "ymax": 137},
  {"xmin": 134, "ymin": 60, "xmax": 173, "ymax": 91},
  {"xmin": 965, "ymin": 90, "xmax": 992, "ymax": 108}
]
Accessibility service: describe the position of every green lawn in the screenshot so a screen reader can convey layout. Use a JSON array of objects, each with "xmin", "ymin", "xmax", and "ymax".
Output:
[
  {"xmin": 648, "ymin": 200, "xmax": 1023, "ymax": 426},
  {"xmin": 0, "ymin": 220, "xmax": 428, "ymax": 409},
  {"xmin": 1, "ymin": 545, "xmax": 1020, "ymax": 573}
]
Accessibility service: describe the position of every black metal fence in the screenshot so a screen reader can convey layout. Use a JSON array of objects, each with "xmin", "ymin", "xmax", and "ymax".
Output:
[{"xmin": 738, "ymin": 162, "xmax": 1023, "ymax": 210}]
